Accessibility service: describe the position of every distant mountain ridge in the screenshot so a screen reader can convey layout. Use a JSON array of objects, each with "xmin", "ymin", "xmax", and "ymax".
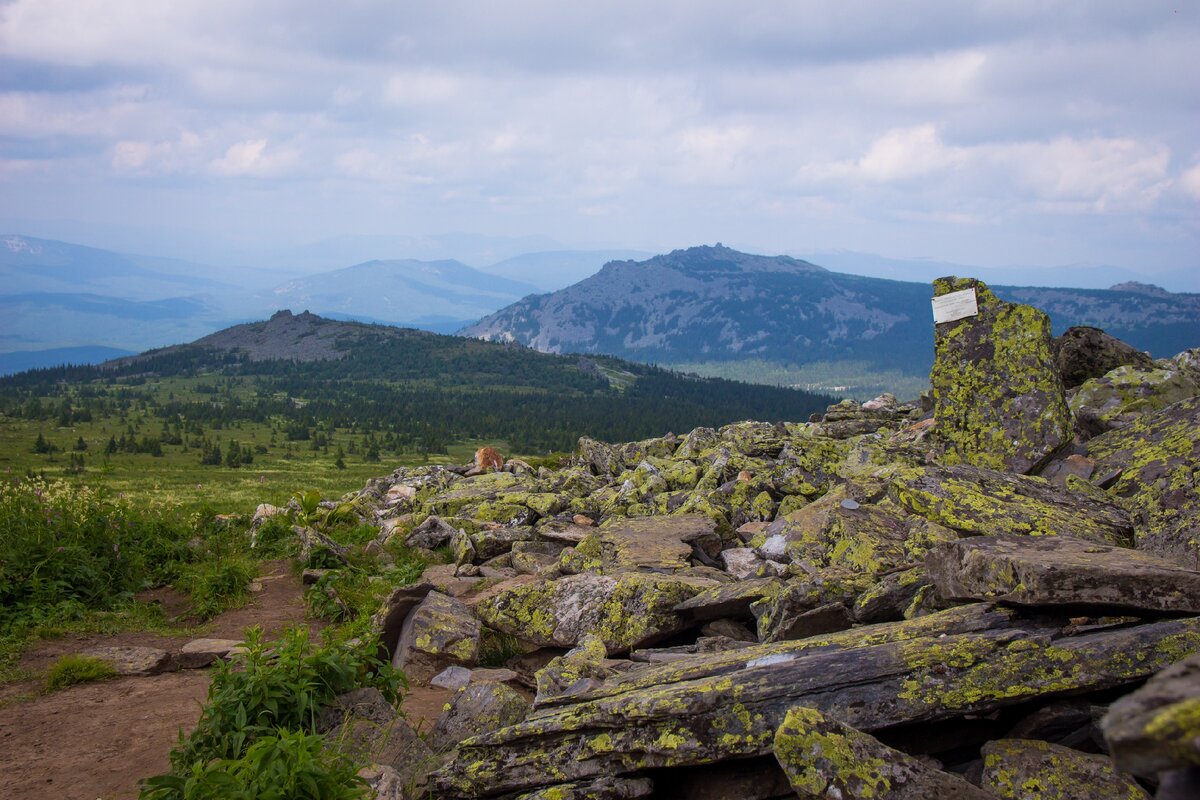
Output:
[{"xmin": 461, "ymin": 245, "xmax": 1200, "ymax": 377}]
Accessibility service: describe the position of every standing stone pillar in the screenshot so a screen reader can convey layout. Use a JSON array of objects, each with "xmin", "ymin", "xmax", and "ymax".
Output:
[{"xmin": 930, "ymin": 276, "xmax": 1070, "ymax": 474}]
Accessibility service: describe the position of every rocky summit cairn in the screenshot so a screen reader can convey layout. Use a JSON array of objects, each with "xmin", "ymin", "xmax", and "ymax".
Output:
[
  {"xmin": 292, "ymin": 281, "xmax": 1200, "ymax": 799},
  {"xmin": 930, "ymin": 276, "xmax": 1071, "ymax": 474}
]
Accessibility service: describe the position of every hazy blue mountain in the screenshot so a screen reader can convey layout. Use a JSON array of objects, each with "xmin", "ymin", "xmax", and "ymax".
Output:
[
  {"xmin": 0, "ymin": 234, "xmax": 252, "ymax": 299},
  {"xmin": 264, "ymin": 259, "xmax": 537, "ymax": 325},
  {"xmin": 0, "ymin": 345, "xmax": 135, "ymax": 376},
  {"xmin": 802, "ymin": 250, "xmax": 1199, "ymax": 294},
  {"xmin": 0, "ymin": 292, "xmax": 238, "ymax": 352},
  {"xmin": 461, "ymin": 245, "xmax": 1200, "ymax": 379},
  {"xmin": 480, "ymin": 249, "xmax": 652, "ymax": 292}
]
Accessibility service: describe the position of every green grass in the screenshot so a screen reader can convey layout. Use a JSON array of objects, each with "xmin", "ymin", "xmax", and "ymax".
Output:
[
  {"xmin": 0, "ymin": 410, "xmax": 488, "ymax": 516},
  {"xmin": 43, "ymin": 654, "xmax": 117, "ymax": 691},
  {"xmin": 175, "ymin": 556, "xmax": 258, "ymax": 620}
]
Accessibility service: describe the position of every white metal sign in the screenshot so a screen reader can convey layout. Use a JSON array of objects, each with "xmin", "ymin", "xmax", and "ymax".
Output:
[{"xmin": 931, "ymin": 288, "xmax": 979, "ymax": 324}]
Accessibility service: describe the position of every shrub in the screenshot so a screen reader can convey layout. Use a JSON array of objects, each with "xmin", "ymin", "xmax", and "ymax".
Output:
[
  {"xmin": 140, "ymin": 728, "xmax": 367, "ymax": 800},
  {"xmin": 168, "ymin": 625, "xmax": 404, "ymax": 769},
  {"xmin": 0, "ymin": 480, "xmax": 195, "ymax": 632},
  {"xmin": 43, "ymin": 653, "xmax": 116, "ymax": 691}
]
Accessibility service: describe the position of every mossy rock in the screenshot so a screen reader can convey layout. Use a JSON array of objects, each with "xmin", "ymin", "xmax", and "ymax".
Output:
[
  {"xmin": 981, "ymin": 738, "xmax": 1149, "ymax": 800},
  {"xmin": 474, "ymin": 571, "xmax": 717, "ymax": 654},
  {"xmin": 774, "ymin": 706, "xmax": 994, "ymax": 799},
  {"xmin": 931, "ymin": 276, "xmax": 1071, "ymax": 474},
  {"xmin": 889, "ymin": 463, "xmax": 1133, "ymax": 546},
  {"xmin": 1085, "ymin": 395, "xmax": 1200, "ymax": 566},
  {"xmin": 1070, "ymin": 364, "xmax": 1199, "ymax": 434}
]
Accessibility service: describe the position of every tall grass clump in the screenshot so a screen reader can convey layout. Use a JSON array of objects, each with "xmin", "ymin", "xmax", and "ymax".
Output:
[{"xmin": 0, "ymin": 479, "xmax": 193, "ymax": 632}]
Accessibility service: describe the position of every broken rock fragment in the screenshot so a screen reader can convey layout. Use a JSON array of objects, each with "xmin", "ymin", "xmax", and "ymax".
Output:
[
  {"xmin": 774, "ymin": 705, "xmax": 995, "ymax": 800},
  {"xmin": 927, "ymin": 534, "xmax": 1200, "ymax": 613},
  {"xmin": 392, "ymin": 590, "xmax": 481, "ymax": 680},
  {"xmin": 980, "ymin": 738, "xmax": 1149, "ymax": 800}
]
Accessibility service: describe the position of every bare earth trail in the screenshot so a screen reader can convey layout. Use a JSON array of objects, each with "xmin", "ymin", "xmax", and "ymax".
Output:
[{"xmin": 0, "ymin": 561, "xmax": 450, "ymax": 800}]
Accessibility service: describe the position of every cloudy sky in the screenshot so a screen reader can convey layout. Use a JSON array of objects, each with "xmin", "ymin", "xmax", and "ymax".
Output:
[{"xmin": 1, "ymin": 1, "xmax": 1197, "ymax": 284}]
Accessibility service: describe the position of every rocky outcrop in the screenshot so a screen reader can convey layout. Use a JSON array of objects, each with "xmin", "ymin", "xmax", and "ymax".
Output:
[{"xmin": 310, "ymin": 288, "xmax": 1200, "ymax": 799}]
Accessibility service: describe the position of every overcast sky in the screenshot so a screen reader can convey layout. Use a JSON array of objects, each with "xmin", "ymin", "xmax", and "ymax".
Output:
[{"xmin": 1, "ymin": 1, "xmax": 1197, "ymax": 283}]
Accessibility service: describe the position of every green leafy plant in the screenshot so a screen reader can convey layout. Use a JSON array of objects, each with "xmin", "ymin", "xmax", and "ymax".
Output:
[
  {"xmin": 43, "ymin": 653, "xmax": 116, "ymax": 691},
  {"xmin": 140, "ymin": 728, "xmax": 367, "ymax": 800},
  {"xmin": 167, "ymin": 624, "xmax": 404, "ymax": 770}
]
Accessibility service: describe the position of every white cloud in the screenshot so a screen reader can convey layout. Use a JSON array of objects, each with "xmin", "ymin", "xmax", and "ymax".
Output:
[
  {"xmin": 1177, "ymin": 163, "xmax": 1200, "ymax": 201},
  {"xmin": 857, "ymin": 125, "xmax": 964, "ymax": 182},
  {"xmin": 209, "ymin": 138, "xmax": 298, "ymax": 177}
]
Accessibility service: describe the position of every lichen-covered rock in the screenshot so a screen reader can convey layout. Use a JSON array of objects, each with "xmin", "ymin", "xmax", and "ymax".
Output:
[
  {"xmin": 755, "ymin": 600, "xmax": 853, "ymax": 644},
  {"xmin": 927, "ymin": 534, "xmax": 1200, "ymax": 613},
  {"xmin": 931, "ymin": 276, "xmax": 1071, "ymax": 474},
  {"xmin": 534, "ymin": 633, "xmax": 611, "ymax": 705},
  {"xmin": 759, "ymin": 489, "xmax": 923, "ymax": 577},
  {"xmin": 673, "ymin": 578, "xmax": 783, "ymax": 623},
  {"xmin": 1101, "ymin": 652, "xmax": 1200, "ymax": 778},
  {"xmin": 512, "ymin": 777, "xmax": 654, "ymax": 800},
  {"xmin": 573, "ymin": 514, "xmax": 719, "ymax": 574},
  {"xmin": 774, "ymin": 705, "xmax": 995, "ymax": 800},
  {"xmin": 980, "ymin": 738, "xmax": 1149, "ymax": 799},
  {"xmin": 1054, "ymin": 326, "xmax": 1157, "ymax": 390},
  {"xmin": 1070, "ymin": 364, "xmax": 1200, "ymax": 435},
  {"xmin": 427, "ymin": 681, "xmax": 530, "ymax": 752},
  {"xmin": 392, "ymin": 590, "xmax": 481, "ymax": 680},
  {"xmin": 890, "ymin": 463, "xmax": 1133, "ymax": 546},
  {"xmin": 577, "ymin": 436, "xmax": 623, "ymax": 476},
  {"xmin": 475, "ymin": 571, "xmax": 717, "ymax": 654},
  {"xmin": 1085, "ymin": 395, "xmax": 1200, "ymax": 566},
  {"xmin": 434, "ymin": 615, "xmax": 1200, "ymax": 797},
  {"xmin": 424, "ymin": 472, "xmax": 530, "ymax": 517},
  {"xmin": 852, "ymin": 567, "xmax": 930, "ymax": 623},
  {"xmin": 405, "ymin": 515, "xmax": 458, "ymax": 549}
]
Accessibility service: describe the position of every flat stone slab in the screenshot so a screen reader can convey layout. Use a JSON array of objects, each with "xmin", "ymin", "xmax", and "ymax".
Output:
[
  {"xmin": 928, "ymin": 534, "xmax": 1200, "ymax": 613},
  {"xmin": 80, "ymin": 646, "xmax": 173, "ymax": 676},
  {"xmin": 475, "ymin": 571, "xmax": 718, "ymax": 654},
  {"xmin": 673, "ymin": 578, "xmax": 782, "ymax": 622},
  {"xmin": 581, "ymin": 514, "xmax": 719, "ymax": 573},
  {"xmin": 177, "ymin": 638, "xmax": 246, "ymax": 669},
  {"xmin": 433, "ymin": 614, "xmax": 1200, "ymax": 797},
  {"xmin": 890, "ymin": 463, "xmax": 1134, "ymax": 546}
]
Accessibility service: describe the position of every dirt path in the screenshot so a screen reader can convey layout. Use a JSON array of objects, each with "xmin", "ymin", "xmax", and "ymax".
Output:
[{"xmin": 0, "ymin": 561, "xmax": 320, "ymax": 800}]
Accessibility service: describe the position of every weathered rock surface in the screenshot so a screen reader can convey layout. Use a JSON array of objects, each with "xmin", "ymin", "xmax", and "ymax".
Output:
[
  {"xmin": 928, "ymin": 534, "xmax": 1200, "ymax": 613},
  {"xmin": 1101, "ymin": 652, "xmax": 1200, "ymax": 778},
  {"xmin": 1054, "ymin": 325, "xmax": 1157, "ymax": 390},
  {"xmin": 80, "ymin": 645, "xmax": 173, "ymax": 676},
  {"xmin": 392, "ymin": 590, "xmax": 481, "ymax": 680},
  {"xmin": 1085, "ymin": 395, "xmax": 1200, "ymax": 566},
  {"xmin": 980, "ymin": 738, "xmax": 1149, "ymax": 799},
  {"xmin": 427, "ymin": 681, "xmax": 530, "ymax": 752},
  {"xmin": 891, "ymin": 463, "xmax": 1134, "ymax": 545},
  {"xmin": 475, "ymin": 571, "xmax": 715, "ymax": 654},
  {"xmin": 305, "ymin": 291, "xmax": 1200, "ymax": 800},
  {"xmin": 177, "ymin": 638, "xmax": 245, "ymax": 669},
  {"xmin": 1071, "ymin": 363, "xmax": 1200, "ymax": 434},
  {"xmin": 931, "ymin": 276, "xmax": 1071, "ymax": 474},
  {"xmin": 774, "ymin": 705, "xmax": 995, "ymax": 799},
  {"xmin": 434, "ymin": 615, "xmax": 1200, "ymax": 796}
]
